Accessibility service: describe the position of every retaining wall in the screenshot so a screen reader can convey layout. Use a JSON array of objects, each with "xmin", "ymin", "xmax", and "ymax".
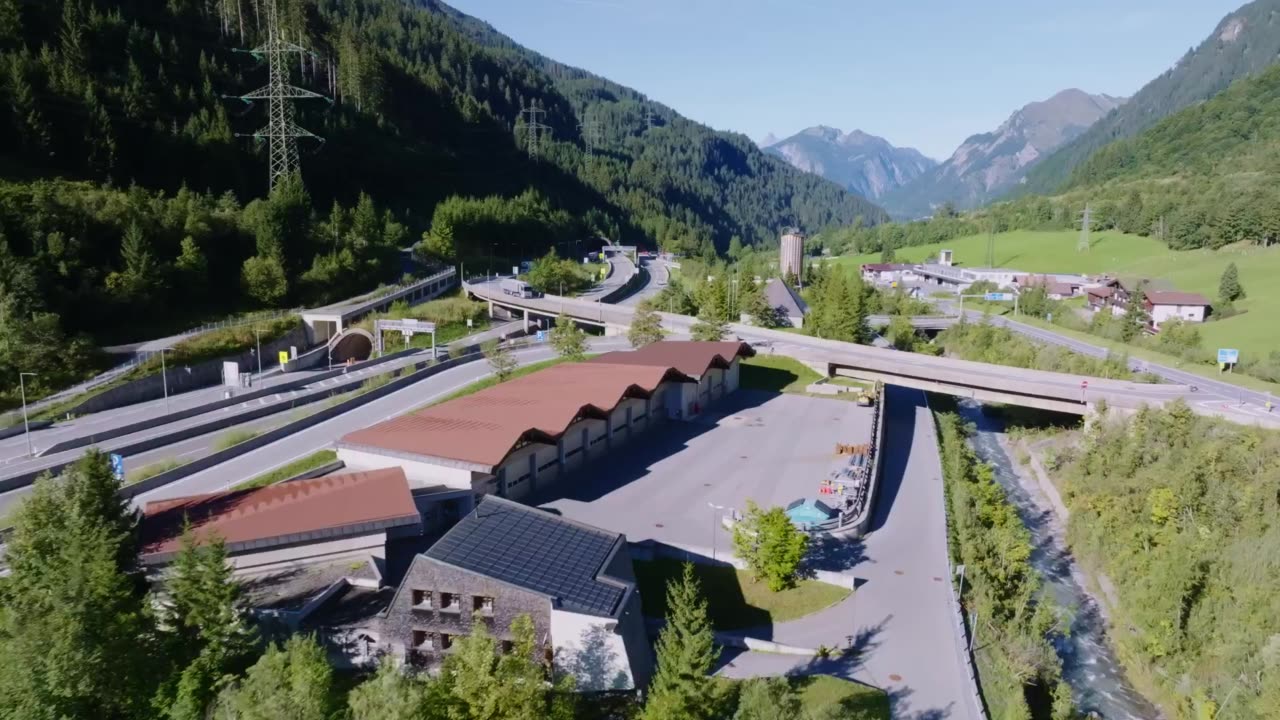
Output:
[
  {"xmin": 118, "ymin": 351, "xmax": 486, "ymax": 500},
  {"xmin": 38, "ymin": 349, "xmax": 420, "ymax": 456},
  {"xmin": 66, "ymin": 323, "xmax": 310, "ymax": 416},
  {"xmin": 847, "ymin": 384, "xmax": 888, "ymax": 537},
  {"xmin": 0, "ymin": 420, "xmax": 53, "ymax": 441}
]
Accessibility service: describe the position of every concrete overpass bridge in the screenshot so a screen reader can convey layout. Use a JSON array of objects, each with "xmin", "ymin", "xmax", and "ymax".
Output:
[
  {"xmin": 463, "ymin": 279, "xmax": 1209, "ymax": 418},
  {"xmin": 302, "ymin": 267, "xmax": 457, "ymax": 345}
]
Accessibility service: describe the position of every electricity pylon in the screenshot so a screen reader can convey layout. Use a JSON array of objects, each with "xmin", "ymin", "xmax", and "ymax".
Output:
[
  {"xmin": 521, "ymin": 102, "xmax": 550, "ymax": 159},
  {"xmin": 234, "ymin": 0, "xmax": 329, "ymax": 191},
  {"xmin": 578, "ymin": 119, "xmax": 602, "ymax": 157}
]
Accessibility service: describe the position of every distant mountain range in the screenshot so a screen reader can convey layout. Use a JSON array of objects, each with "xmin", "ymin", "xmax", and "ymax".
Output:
[
  {"xmin": 877, "ymin": 89, "xmax": 1125, "ymax": 218},
  {"xmin": 762, "ymin": 128, "xmax": 937, "ymax": 201},
  {"xmin": 1020, "ymin": 0, "xmax": 1280, "ymax": 195}
]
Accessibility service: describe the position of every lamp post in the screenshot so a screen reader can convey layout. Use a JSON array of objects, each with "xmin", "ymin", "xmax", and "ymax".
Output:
[
  {"xmin": 254, "ymin": 327, "xmax": 263, "ymax": 376},
  {"xmin": 18, "ymin": 372, "xmax": 36, "ymax": 457},
  {"xmin": 160, "ymin": 348, "xmax": 173, "ymax": 412},
  {"xmin": 708, "ymin": 502, "xmax": 726, "ymax": 561}
]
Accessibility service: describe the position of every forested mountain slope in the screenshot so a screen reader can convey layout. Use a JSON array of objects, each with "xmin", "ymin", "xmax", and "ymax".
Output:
[
  {"xmin": 0, "ymin": 0, "xmax": 882, "ymax": 397},
  {"xmin": 1019, "ymin": 0, "xmax": 1280, "ymax": 195}
]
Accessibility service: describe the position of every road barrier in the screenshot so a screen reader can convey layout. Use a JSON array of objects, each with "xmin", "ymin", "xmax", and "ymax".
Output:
[
  {"xmin": 118, "ymin": 351, "xmax": 488, "ymax": 500},
  {"xmin": 35, "ymin": 349, "xmax": 421, "ymax": 457},
  {"xmin": 0, "ymin": 420, "xmax": 53, "ymax": 442}
]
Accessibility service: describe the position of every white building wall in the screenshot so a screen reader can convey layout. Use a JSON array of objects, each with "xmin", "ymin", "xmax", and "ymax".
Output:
[
  {"xmin": 725, "ymin": 358, "xmax": 741, "ymax": 393},
  {"xmin": 228, "ymin": 531, "xmax": 388, "ymax": 572},
  {"xmin": 337, "ymin": 447, "xmax": 475, "ymax": 490},
  {"xmin": 1150, "ymin": 303, "xmax": 1206, "ymax": 327},
  {"xmin": 550, "ymin": 608, "xmax": 637, "ymax": 691}
]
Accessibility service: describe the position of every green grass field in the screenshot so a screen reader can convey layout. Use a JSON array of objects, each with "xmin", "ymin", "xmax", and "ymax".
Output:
[
  {"xmin": 633, "ymin": 557, "xmax": 850, "ymax": 630},
  {"xmin": 834, "ymin": 230, "xmax": 1280, "ymax": 360}
]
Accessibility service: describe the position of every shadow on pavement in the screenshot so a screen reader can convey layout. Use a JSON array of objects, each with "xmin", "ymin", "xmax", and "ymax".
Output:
[
  {"xmin": 869, "ymin": 386, "xmax": 921, "ymax": 533},
  {"xmin": 526, "ymin": 390, "xmax": 777, "ymax": 506},
  {"xmin": 804, "ymin": 534, "xmax": 870, "ymax": 573}
]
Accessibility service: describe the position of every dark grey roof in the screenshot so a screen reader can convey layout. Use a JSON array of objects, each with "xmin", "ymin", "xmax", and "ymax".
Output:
[
  {"xmin": 764, "ymin": 278, "xmax": 808, "ymax": 317},
  {"xmin": 425, "ymin": 496, "xmax": 628, "ymax": 617}
]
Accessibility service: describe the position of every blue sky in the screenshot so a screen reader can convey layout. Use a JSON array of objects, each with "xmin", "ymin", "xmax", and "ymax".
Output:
[{"xmin": 444, "ymin": 0, "xmax": 1244, "ymax": 160}]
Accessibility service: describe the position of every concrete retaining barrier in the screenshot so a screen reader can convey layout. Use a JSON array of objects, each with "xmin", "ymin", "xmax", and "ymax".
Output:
[
  {"xmin": 118, "ymin": 351, "xmax": 487, "ymax": 500},
  {"xmin": 66, "ymin": 323, "xmax": 311, "ymax": 416},
  {"xmin": 846, "ymin": 383, "xmax": 888, "ymax": 537},
  {"xmin": 0, "ymin": 420, "xmax": 53, "ymax": 441},
  {"xmin": 37, "ymin": 349, "xmax": 422, "ymax": 457}
]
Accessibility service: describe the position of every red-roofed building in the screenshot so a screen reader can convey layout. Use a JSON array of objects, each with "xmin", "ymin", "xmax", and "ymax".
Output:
[
  {"xmin": 336, "ymin": 342, "xmax": 753, "ymax": 506},
  {"xmin": 140, "ymin": 468, "xmax": 420, "ymax": 570}
]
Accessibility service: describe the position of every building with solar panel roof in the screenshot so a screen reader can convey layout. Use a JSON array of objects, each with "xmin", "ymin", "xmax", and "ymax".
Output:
[{"xmin": 379, "ymin": 495, "xmax": 653, "ymax": 690}]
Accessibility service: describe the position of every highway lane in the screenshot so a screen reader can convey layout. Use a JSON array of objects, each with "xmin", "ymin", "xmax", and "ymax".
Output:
[
  {"xmin": 0, "ymin": 352, "xmax": 431, "ymax": 478},
  {"xmin": 617, "ymin": 256, "xmax": 668, "ymax": 307},
  {"xmin": 0, "ymin": 361, "xmax": 366, "ymax": 462},
  {"xmin": 578, "ymin": 251, "xmax": 637, "ymax": 302}
]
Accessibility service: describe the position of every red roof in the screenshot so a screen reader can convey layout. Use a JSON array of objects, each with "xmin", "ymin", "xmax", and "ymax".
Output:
[
  {"xmin": 589, "ymin": 340, "xmax": 753, "ymax": 379},
  {"xmin": 139, "ymin": 468, "xmax": 418, "ymax": 563},
  {"xmin": 340, "ymin": 361, "xmax": 695, "ymax": 468},
  {"xmin": 1144, "ymin": 290, "xmax": 1211, "ymax": 307}
]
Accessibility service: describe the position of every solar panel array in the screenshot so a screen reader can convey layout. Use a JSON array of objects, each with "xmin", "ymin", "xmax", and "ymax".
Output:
[{"xmin": 426, "ymin": 497, "xmax": 626, "ymax": 617}]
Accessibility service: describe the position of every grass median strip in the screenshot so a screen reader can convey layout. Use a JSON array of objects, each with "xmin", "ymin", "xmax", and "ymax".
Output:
[
  {"xmin": 124, "ymin": 457, "xmax": 188, "ymax": 486},
  {"xmin": 234, "ymin": 449, "xmax": 338, "ymax": 490},
  {"xmin": 211, "ymin": 428, "xmax": 262, "ymax": 451},
  {"xmin": 633, "ymin": 557, "xmax": 849, "ymax": 631}
]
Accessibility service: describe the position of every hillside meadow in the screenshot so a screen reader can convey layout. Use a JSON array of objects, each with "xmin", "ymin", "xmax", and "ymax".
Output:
[{"xmin": 831, "ymin": 230, "xmax": 1280, "ymax": 360}]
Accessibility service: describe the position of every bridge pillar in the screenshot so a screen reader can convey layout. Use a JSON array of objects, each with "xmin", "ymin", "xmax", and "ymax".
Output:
[{"xmin": 523, "ymin": 309, "xmax": 530, "ymax": 333}]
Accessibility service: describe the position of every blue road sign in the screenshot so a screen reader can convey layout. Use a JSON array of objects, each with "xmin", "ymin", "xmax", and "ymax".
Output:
[
  {"xmin": 1218, "ymin": 348, "xmax": 1240, "ymax": 364},
  {"xmin": 536, "ymin": 330, "xmax": 547, "ymax": 342},
  {"xmin": 984, "ymin": 292, "xmax": 1014, "ymax": 302},
  {"xmin": 109, "ymin": 453, "xmax": 124, "ymax": 481}
]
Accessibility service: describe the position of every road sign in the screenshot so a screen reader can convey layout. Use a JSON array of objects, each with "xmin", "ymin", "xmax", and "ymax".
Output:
[
  {"xmin": 984, "ymin": 292, "xmax": 1014, "ymax": 302},
  {"xmin": 1218, "ymin": 348, "xmax": 1240, "ymax": 364},
  {"xmin": 466, "ymin": 318, "xmax": 473, "ymax": 328},
  {"xmin": 512, "ymin": 266, "xmax": 519, "ymax": 276},
  {"xmin": 1081, "ymin": 380, "xmax": 1088, "ymax": 388},
  {"xmin": 536, "ymin": 330, "xmax": 547, "ymax": 342},
  {"xmin": 109, "ymin": 453, "xmax": 124, "ymax": 481},
  {"xmin": 277, "ymin": 350, "xmax": 289, "ymax": 366}
]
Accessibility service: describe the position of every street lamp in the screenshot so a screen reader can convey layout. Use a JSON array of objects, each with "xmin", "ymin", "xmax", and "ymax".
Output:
[
  {"xmin": 160, "ymin": 348, "xmax": 173, "ymax": 412},
  {"xmin": 708, "ymin": 502, "xmax": 726, "ymax": 561},
  {"xmin": 254, "ymin": 327, "xmax": 263, "ymax": 376},
  {"xmin": 18, "ymin": 372, "xmax": 36, "ymax": 457}
]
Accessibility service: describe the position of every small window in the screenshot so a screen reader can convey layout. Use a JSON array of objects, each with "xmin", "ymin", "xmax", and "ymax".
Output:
[
  {"xmin": 440, "ymin": 633, "xmax": 454, "ymax": 651},
  {"xmin": 411, "ymin": 590, "xmax": 432, "ymax": 609},
  {"xmin": 412, "ymin": 630, "xmax": 431, "ymax": 649},
  {"xmin": 501, "ymin": 639, "xmax": 514, "ymax": 655},
  {"xmin": 473, "ymin": 595, "xmax": 495, "ymax": 615},
  {"xmin": 439, "ymin": 592, "xmax": 460, "ymax": 612}
]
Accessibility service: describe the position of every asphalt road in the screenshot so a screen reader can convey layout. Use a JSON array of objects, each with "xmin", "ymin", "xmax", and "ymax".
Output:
[
  {"xmin": 465, "ymin": 281, "xmax": 1279, "ymax": 427},
  {"xmin": 0, "ymin": 352, "xmax": 431, "ymax": 483},
  {"xmin": 578, "ymin": 251, "xmax": 637, "ymax": 302},
  {"xmin": 617, "ymin": 257, "xmax": 668, "ymax": 307}
]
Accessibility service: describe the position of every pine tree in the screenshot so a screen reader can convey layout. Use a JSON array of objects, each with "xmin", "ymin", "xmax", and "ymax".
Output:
[
  {"xmin": 1120, "ymin": 288, "xmax": 1148, "ymax": 341},
  {"xmin": 157, "ymin": 530, "xmax": 257, "ymax": 720},
  {"xmin": 175, "ymin": 236, "xmax": 208, "ymax": 290},
  {"xmin": 690, "ymin": 310, "xmax": 729, "ymax": 342},
  {"xmin": 628, "ymin": 302, "xmax": 665, "ymax": 347},
  {"xmin": 0, "ymin": 451, "xmax": 154, "ymax": 720},
  {"xmin": 549, "ymin": 314, "xmax": 587, "ymax": 361},
  {"xmin": 640, "ymin": 563, "xmax": 717, "ymax": 720},
  {"xmin": 1218, "ymin": 262, "xmax": 1245, "ymax": 303},
  {"xmin": 438, "ymin": 614, "xmax": 572, "ymax": 720},
  {"xmin": 212, "ymin": 635, "xmax": 336, "ymax": 720}
]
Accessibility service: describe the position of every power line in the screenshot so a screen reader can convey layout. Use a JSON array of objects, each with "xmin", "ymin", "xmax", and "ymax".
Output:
[
  {"xmin": 520, "ymin": 102, "xmax": 550, "ymax": 160},
  {"xmin": 231, "ymin": 0, "xmax": 329, "ymax": 191}
]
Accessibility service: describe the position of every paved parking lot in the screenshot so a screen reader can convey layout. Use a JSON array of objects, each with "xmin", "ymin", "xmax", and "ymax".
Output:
[{"xmin": 537, "ymin": 389, "xmax": 875, "ymax": 553}]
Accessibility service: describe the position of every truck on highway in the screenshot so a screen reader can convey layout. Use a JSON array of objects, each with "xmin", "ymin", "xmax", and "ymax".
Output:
[{"xmin": 501, "ymin": 279, "xmax": 539, "ymax": 298}]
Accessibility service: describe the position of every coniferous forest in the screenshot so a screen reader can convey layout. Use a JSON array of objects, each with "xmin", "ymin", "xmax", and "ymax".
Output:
[{"xmin": 0, "ymin": 0, "xmax": 884, "ymax": 396}]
